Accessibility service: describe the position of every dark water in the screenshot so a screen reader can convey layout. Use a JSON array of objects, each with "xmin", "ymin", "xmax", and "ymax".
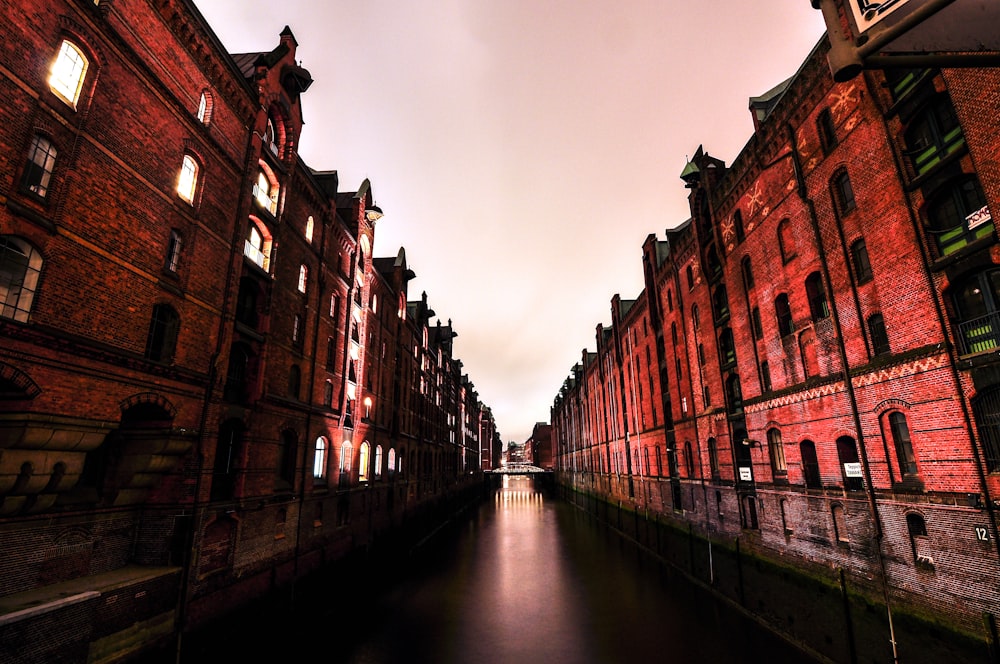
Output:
[{"xmin": 177, "ymin": 476, "xmax": 819, "ymax": 663}]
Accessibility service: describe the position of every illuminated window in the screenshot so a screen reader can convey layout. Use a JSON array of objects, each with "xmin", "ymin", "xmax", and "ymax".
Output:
[
  {"xmin": 313, "ymin": 437, "xmax": 327, "ymax": 480},
  {"xmin": 359, "ymin": 442, "xmax": 370, "ymax": 481},
  {"xmin": 0, "ymin": 237, "xmax": 42, "ymax": 323},
  {"xmin": 177, "ymin": 155, "xmax": 198, "ymax": 203},
  {"xmin": 305, "ymin": 215, "xmax": 314, "ymax": 243},
  {"xmin": 23, "ymin": 135, "xmax": 57, "ymax": 198},
  {"xmin": 244, "ymin": 219, "xmax": 272, "ymax": 270},
  {"xmin": 254, "ymin": 168, "xmax": 278, "ymax": 215},
  {"xmin": 49, "ymin": 40, "xmax": 88, "ymax": 107},
  {"xmin": 298, "ymin": 264, "xmax": 308, "ymax": 293},
  {"xmin": 388, "ymin": 448, "xmax": 396, "ymax": 475},
  {"xmin": 197, "ymin": 91, "xmax": 213, "ymax": 125},
  {"xmin": 374, "ymin": 445, "xmax": 383, "ymax": 478},
  {"xmin": 767, "ymin": 428, "xmax": 786, "ymax": 475},
  {"xmin": 340, "ymin": 442, "xmax": 352, "ymax": 473}
]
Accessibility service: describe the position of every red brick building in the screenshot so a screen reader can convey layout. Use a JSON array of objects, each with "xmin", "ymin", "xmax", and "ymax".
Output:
[
  {"xmin": 552, "ymin": 37, "xmax": 1000, "ymax": 656},
  {"xmin": 0, "ymin": 2, "xmax": 493, "ymax": 661}
]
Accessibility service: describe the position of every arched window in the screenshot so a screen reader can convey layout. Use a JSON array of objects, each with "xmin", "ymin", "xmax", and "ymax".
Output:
[
  {"xmin": 719, "ymin": 329, "xmax": 736, "ymax": 368},
  {"xmin": 298, "ymin": 264, "xmax": 308, "ymax": 293},
  {"xmin": 726, "ymin": 374, "xmax": 742, "ymax": 413},
  {"xmin": 358, "ymin": 442, "xmax": 370, "ymax": 482},
  {"xmin": 305, "ymin": 215, "xmax": 314, "ymax": 243},
  {"xmin": 374, "ymin": 445, "xmax": 383, "ymax": 478},
  {"xmin": 850, "ymin": 238, "xmax": 872, "ymax": 284},
  {"xmin": 197, "ymin": 91, "xmax": 213, "ymax": 125},
  {"xmin": 778, "ymin": 219, "xmax": 795, "ymax": 263},
  {"xmin": 833, "ymin": 170, "xmax": 856, "ymax": 216},
  {"xmin": 800, "ymin": 440, "xmax": 821, "ymax": 488},
  {"xmin": 388, "ymin": 448, "xmax": 397, "ymax": 476},
  {"xmin": 313, "ymin": 437, "xmax": 327, "ymax": 480},
  {"xmin": 165, "ymin": 229, "xmax": 182, "ymax": 273},
  {"xmin": 805, "ymin": 272, "xmax": 829, "ymax": 320},
  {"xmin": 0, "ymin": 236, "xmax": 43, "ymax": 323},
  {"xmin": 244, "ymin": 218, "xmax": 273, "ymax": 271},
  {"xmin": 254, "ymin": 164, "xmax": 279, "ymax": 215},
  {"xmin": 686, "ymin": 265, "xmax": 695, "ymax": 290},
  {"xmin": 177, "ymin": 154, "xmax": 199, "ymax": 203},
  {"xmin": 713, "ymin": 285, "xmax": 729, "ymax": 322},
  {"xmin": 867, "ymin": 313, "xmax": 891, "ymax": 356},
  {"xmin": 836, "ymin": 436, "xmax": 863, "ymax": 491},
  {"xmin": 768, "ymin": 428, "xmax": 786, "ymax": 476},
  {"xmin": 49, "ymin": 39, "xmax": 89, "ymax": 107},
  {"xmin": 817, "ymin": 108, "xmax": 837, "ymax": 154},
  {"xmin": 144, "ymin": 304, "xmax": 180, "ymax": 362},
  {"xmin": 708, "ymin": 437, "xmax": 719, "ymax": 478},
  {"xmin": 887, "ymin": 412, "xmax": 917, "ymax": 476},
  {"xmin": 741, "ymin": 256, "xmax": 754, "ymax": 291},
  {"xmin": 340, "ymin": 442, "xmax": 353, "ymax": 473},
  {"xmin": 925, "ymin": 176, "xmax": 990, "ymax": 257},
  {"xmin": 23, "ymin": 135, "xmax": 58, "ymax": 199},
  {"xmin": 775, "ymin": 294, "xmax": 793, "ymax": 337}
]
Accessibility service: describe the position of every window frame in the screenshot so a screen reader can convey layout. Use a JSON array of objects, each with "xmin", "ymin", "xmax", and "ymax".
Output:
[
  {"xmin": 49, "ymin": 39, "xmax": 89, "ymax": 109},
  {"xmin": 22, "ymin": 134, "xmax": 58, "ymax": 200}
]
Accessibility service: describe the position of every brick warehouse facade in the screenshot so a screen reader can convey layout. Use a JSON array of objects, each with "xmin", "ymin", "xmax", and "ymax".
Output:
[
  {"xmin": 551, "ymin": 38, "xmax": 1000, "ymax": 662},
  {"xmin": 0, "ymin": 1, "xmax": 496, "ymax": 662}
]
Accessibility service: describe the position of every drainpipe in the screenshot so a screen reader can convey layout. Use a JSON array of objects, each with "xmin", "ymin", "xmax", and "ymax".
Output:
[{"xmin": 786, "ymin": 121, "xmax": 898, "ymax": 663}]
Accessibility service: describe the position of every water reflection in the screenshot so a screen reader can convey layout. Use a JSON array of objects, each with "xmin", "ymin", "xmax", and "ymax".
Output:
[{"xmin": 342, "ymin": 476, "xmax": 815, "ymax": 664}]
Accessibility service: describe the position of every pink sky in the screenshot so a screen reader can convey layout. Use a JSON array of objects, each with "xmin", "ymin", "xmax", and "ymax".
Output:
[{"xmin": 193, "ymin": 1, "xmax": 829, "ymax": 445}]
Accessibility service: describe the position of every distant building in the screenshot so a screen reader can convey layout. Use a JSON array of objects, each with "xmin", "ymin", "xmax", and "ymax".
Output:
[
  {"xmin": 0, "ymin": 2, "xmax": 494, "ymax": 661},
  {"xmin": 552, "ymin": 36, "xmax": 1000, "ymax": 649},
  {"xmin": 526, "ymin": 423, "xmax": 554, "ymax": 470}
]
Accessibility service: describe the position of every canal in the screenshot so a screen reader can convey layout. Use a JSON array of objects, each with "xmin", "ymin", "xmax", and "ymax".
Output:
[{"xmin": 172, "ymin": 476, "xmax": 820, "ymax": 663}]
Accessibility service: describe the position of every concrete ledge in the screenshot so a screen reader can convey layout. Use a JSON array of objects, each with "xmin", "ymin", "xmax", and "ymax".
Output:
[{"xmin": 0, "ymin": 590, "xmax": 99, "ymax": 626}]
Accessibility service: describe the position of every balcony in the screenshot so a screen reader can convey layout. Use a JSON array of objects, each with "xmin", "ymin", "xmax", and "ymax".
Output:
[{"xmin": 958, "ymin": 311, "xmax": 1000, "ymax": 356}]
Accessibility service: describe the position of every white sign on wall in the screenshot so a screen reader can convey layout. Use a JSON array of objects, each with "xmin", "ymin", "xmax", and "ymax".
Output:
[
  {"xmin": 843, "ymin": 462, "xmax": 863, "ymax": 478},
  {"xmin": 739, "ymin": 466, "xmax": 753, "ymax": 482}
]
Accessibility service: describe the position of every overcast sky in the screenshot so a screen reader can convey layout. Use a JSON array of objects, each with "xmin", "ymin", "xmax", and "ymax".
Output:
[{"xmin": 193, "ymin": 1, "xmax": 829, "ymax": 446}]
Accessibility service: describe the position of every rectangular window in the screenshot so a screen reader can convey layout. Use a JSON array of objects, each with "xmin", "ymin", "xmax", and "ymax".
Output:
[
  {"xmin": 165, "ymin": 230, "xmax": 182, "ymax": 272},
  {"xmin": 23, "ymin": 135, "xmax": 58, "ymax": 199}
]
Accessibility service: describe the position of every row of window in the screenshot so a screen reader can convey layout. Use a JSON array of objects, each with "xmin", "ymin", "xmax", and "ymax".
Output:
[{"xmin": 312, "ymin": 438, "xmax": 397, "ymax": 483}]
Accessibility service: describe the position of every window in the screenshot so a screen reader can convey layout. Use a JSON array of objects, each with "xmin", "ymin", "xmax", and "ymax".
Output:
[
  {"xmin": 837, "ymin": 436, "xmax": 863, "ymax": 491},
  {"xmin": 768, "ymin": 428, "xmax": 786, "ymax": 475},
  {"xmin": 889, "ymin": 412, "xmax": 917, "ymax": 476},
  {"xmin": 697, "ymin": 343, "xmax": 705, "ymax": 366},
  {"xmin": 713, "ymin": 285, "xmax": 729, "ymax": 322},
  {"xmin": 340, "ymin": 442, "xmax": 353, "ymax": 474},
  {"xmin": 324, "ymin": 380, "xmax": 334, "ymax": 407},
  {"xmin": 905, "ymin": 94, "xmax": 964, "ymax": 177},
  {"xmin": 850, "ymin": 239, "xmax": 872, "ymax": 284},
  {"xmin": 313, "ymin": 437, "xmax": 327, "ymax": 480},
  {"xmin": 733, "ymin": 210, "xmax": 745, "ymax": 243},
  {"xmin": 144, "ymin": 304, "xmax": 179, "ymax": 362},
  {"xmin": 800, "ymin": 440, "xmax": 822, "ymax": 488},
  {"xmin": 254, "ymin": 168, "xmax": 278, "ymax": 215},
  {"xmin": 818, "ymin": 108, "xmax": 837, "ymax": 154},
  {"xmin": 23, "ymin": 135, "xmax": 57, "ymax": 199},
  {"xmin": 165, "ymin": 230, "xmax": 182, "ymax": 273},
  {"xmin": 326, "ymin": 336, "xmax": 336, "ymax": 369},
  {"xmin": 292, "ymin": 313, "xmax": 302, "ymax": 346},
  {"xmin": 686, "ymin": 265, "xmax": 694, "ymax": 290},
  {"xmin": 805, "ymin": 272, "xmax": 829, "ymax": 320},
  {"xmin": 666, "ymin": 289, "xmax": 673, "ymax": 312},
  {"xmin": 741, "ymin": 256, "xmax": 754, "ymax": 291},
  {"xmin": 235, "ymin": 277, "xmax": 259, "ymax": 328},
  {"xmin": 906, "ymin": 512, "xmax": 929, "ymax": 564},
  {"xmin": 973, "ymin": 385, "xmax": 1000, "ymax": 472},
  {"xmin": 751, "ymin": 307, "xmax": 763, "ymax": 339},
  {"xmin": 868, "ymin": 313, "xmax": 890, "ymax": 356},
  {"xmin": 684, "ymin": 441, "xmax": 695, "ymax": 477},
  {"xmin": 49, "ymin": 40, "xmax": 89, "ymax": 107},
  {"xmin": 388, "ymin": 448, "xmax": 397, "ymax": 475},
  {"xmin": 692, "ymin": 304, "xmax": 700, "ymax": 331},
  {"xmin": 244, "ymin": 219, "xmax": 272, "ymax": 270},
  {"xmin": 224, "ymin": 343, "xmax": 252, "ymax": 403},
  {"xmin": 330, "ymin": 293, "xmax": 340, "ymax": 319},
  {"xmin": 833, "ymin": 170, "xmax": 856, "ymax": 216},
  {"xmin": 298, "ymin": 264, "xmax": 308, "ymax": 294},
  {"xmin": 832, "ymin": 504, "xmax": 849, "ymax": 543},
  {"xmin": 177, "ymin": 155, "xmax": 199, "ymax": 203},
  {"xmin": 197, "ymin": 91, "xmax": 213, "ymax": 125},
  {"xmin": 671, "ymin": 322, "xmax": 678, "ymax": 345},
  {"xmin": 0, "ymin": 237, "xmax": 43, "ymax": 323},
  {"xmin": 718, "ymin": 329, "xmax": 736, "ymax": 368},
  {"xmin": 358, "ymin": 442, "xmax": 370, "ymax": 482},
  {"xmin": 925, "ymin": 176, "xmax": 991, "ymax": 257},
  {"xmin": 305, "ymin": 215, "xmax": 314, "ymax": 243},
  {"xmin": 708, "ymin": 437, "xmax": 719, "ymax": 478},
  {"xmin": 288, "ymin": 365, "xmax": 301, "ymax": 399},
  {"xmin": 277, "ymin": 431, "xmax": 297, "ymax": 487},
  {"xmin": 775, "ymin": 294, "xmax": 793, "ymax": 337},
  {"xmin": 760, "ymin": 360, "xmax": 772, "ymax": 393},
  {"xmin": 374, "ymin": 445, "xmax": 383, "ymax": 479},
  {"xmin": 726, "ymin": 375, "xmax": 742, "ymax": 413},
  {"xmin": 778, "ymin": 219, "xmax": 794, "ymax": 263},
  {"xmin": 211, "ymin": 420, "xmax": 243, "ymax": 500}
]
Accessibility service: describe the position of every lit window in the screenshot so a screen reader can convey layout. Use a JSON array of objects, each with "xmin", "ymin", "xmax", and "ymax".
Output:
[
  {"xmin": 297, "ymin": 264, "xmax": 308, "ymax": 293},
  {"xmin": 197, "ymin": 91, "xmax": 213, "ymax": 125},
  {"xmin": 165, "ymin": 230, "xmax": 182, "ymax": 273},
  {"xmin": 254, "ymin": 169, "xmax": 278, "ymax": 215},
  {"xmin": 374, "ymin": 445, "xmax": 383, "ymax": 478},
  {"xmin": 244, "ymin": 219, "xmax": 272, "ymax": 270},
  {"xmin": 340, "ymin": 442, "xmax": 352, "ymax": 473},
  {"xmin": 177, "ymin": 155, "xmax": 198, "ymax": 203},
  {"xmin": 768, "ymin": 428, "xmax": 786, "ymax": 475},
  {"xmin": 388, "ymin": 448, "xmax": 396, "ymax": 475},
  {"xmin": 313, "ymin": 437, "xmax": 327, "ymax": 480},
  {"xmin": 23, "ymin": 135, "xmax": 57, "ymax": 198},
  {"xmin": 0, "ymin": 236, "xmax": 43, "ymax": 323},
  {"xmin": 49, "ymin": 40, "xmax": 88, "ymax": 107},
  {"xmin": 359, "ymin": 442, "xmax": 370, "ymax": 481},
  {"xmin": 305, "ymin": 215, "xmax": 314, "ymax": 243},
  {"xmin": 330, "ymin": 294, "xmax": 339, "ymax": 319}
]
